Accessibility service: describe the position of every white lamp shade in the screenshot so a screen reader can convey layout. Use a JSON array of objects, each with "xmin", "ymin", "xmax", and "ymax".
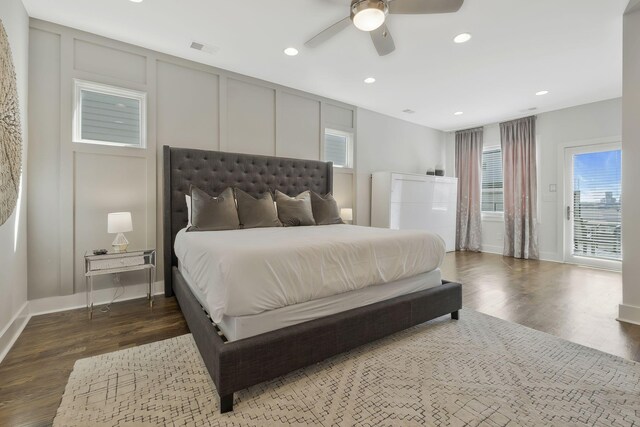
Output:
[
  {"xmin": 340, "ymin": 208, "xmax": 353, "ymax": 221},
  {"xmin": 108, "ymin": 212, "xmax": 133, "ymax": 234}
]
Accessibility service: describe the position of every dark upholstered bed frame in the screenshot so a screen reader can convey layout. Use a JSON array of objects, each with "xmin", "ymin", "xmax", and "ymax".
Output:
[{"xmin": 163, "ymin": 146, "xmax": 462, "ymax": 413}]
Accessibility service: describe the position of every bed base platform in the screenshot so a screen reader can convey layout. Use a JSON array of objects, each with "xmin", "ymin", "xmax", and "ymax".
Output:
[{"xmin": 172, "ymin": 266, "xmax": 462, "ymax": 413}]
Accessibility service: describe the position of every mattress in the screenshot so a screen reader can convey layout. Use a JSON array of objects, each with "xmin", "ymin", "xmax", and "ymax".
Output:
[
  {"xmin": 179, "ymin": 262, "xmax": 442, "ymax": 341},
  {"xmin": 174, "ymin": 224, "xmax": 446, "ymax": 323}
]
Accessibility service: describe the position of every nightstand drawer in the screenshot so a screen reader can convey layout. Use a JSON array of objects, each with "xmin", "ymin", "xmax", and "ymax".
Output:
[{"xmin": 89, "ymin": 256, "xmax": 145, "ymax": 271}]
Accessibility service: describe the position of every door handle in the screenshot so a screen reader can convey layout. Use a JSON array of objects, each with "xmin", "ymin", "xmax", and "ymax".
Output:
[{"xmin": 566, "ymin": 206, "xmax": 571, "ymax": 220}]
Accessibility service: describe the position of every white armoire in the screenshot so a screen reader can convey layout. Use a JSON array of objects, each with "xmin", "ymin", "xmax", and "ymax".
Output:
[{"xmin": 371, "ymin": 172, "xmax": 458, "ymax": 252}]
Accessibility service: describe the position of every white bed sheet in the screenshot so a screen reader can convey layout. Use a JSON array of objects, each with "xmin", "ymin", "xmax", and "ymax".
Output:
[
  {"xmin": 174, "ymin": 224, "xmax": 445, "ymax": 323},
  {"xmin": 179, "ymin": 262, "xmax": 442, "ymax": 341}
]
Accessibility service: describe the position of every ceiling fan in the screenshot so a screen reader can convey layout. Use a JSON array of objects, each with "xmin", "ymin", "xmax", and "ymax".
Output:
[{"xmin": 305, "ymin": 0, "xmax": 464, "ymax": 56}]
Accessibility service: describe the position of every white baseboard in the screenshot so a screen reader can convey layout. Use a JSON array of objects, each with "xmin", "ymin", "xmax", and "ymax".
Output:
[
  {"xmin": 539, "ymin": 251, "xmax": 562, "ymax": 263},
  {"xmin": 29, "ymin": 281, "xmax": 165, "ymax": 316},
  {"xmin": 480, "ymin": 246, "xmax": 561, "ymax": 263},
  {"xmin": 618, "ymin": 303, "xmax": 640, "ymax": 326},
  {"xmin": 0, "ymin": 282, "xmax": 166, "ymax": 364},
  {"xmin": 480, "ymin": 244, "xmax": 503, "ymax": 255},
  {"xmin": 0, "ymin": 302, "xmax": 31, "ymax": 364}
]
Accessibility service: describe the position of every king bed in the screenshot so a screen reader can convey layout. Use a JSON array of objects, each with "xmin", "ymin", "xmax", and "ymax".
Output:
[{"xmin": 163, "ymin": 145, "xmax": 462, "ymax": 413}]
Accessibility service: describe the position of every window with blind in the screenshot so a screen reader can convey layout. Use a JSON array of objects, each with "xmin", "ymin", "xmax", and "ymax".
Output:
[
  {"xmin": 73, "ymin": 80, "xmax": 146, "ymax": 148},
  {"xmin": 572, "ymin": 149, "xmax": 622, "ymax": 261},
  {"xmin": 324, "ymin": 129, "xmax": 353, "ymax": 168},
  {"xmin": 482, "ymin": 147, "xmax": 503, "ymax": 212}
]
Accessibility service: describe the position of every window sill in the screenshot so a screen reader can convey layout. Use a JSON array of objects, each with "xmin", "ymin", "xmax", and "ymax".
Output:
[
  {"xmin": 482, "ymin": 212, "xmax": 504, "ymax": 222},
  {"xmin": 333, "ymin": 167, "xmax": 354, "ymax": 174}
]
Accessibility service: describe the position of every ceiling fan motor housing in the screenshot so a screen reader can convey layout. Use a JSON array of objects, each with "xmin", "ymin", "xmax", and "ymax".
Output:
[{"xmin": 350, "ymin": 0, "xmax": 389, "ymax": 24}]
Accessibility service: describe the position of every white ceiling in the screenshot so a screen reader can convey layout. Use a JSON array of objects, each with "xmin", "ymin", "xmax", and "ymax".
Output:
[{"xmin": 22, "ymin": 0, "xmax": 627, "ymax": 131}]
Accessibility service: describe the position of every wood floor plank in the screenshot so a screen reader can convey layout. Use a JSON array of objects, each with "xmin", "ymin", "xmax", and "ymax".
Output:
[
  {"xmin": 1, "ymin": 252, "xmax": 639, "ymax": 425},
  {"xmin": 441, "ymin": 252, "xmax": 640, "ymax": 361},
  {"xmin": 0, "ymin": 297, "xmax": 189, "ymax": 426}
]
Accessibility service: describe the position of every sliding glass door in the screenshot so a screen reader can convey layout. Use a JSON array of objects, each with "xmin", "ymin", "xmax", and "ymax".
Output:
[{"xmin": 564, "ymin": 143, "xmax": 622, "ymax": 269}]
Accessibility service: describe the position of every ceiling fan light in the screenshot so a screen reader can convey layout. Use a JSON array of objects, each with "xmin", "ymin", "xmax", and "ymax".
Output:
[
  {"xmin": 351, "ymin": 0, "xmax": 388, "ymax": 32},
  {"xmin": 353, "ymin": 9, "xmax": 385, "ymax": 31}
]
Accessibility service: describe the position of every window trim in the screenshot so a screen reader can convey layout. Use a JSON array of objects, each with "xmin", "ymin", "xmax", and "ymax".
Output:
[
  {"xmin": 482, "ymin": 211, "xmax": 504, "ymax": 221},
  {"xmin": 323, "ymin": 128, "xmax": 353, "ymax": 169},
  {"xmin": 481, "ymin": 145, "xmax": 504, "ymax": 216},
  {"xmin": 73, "ymin": 79, "xmax": 147, "ymax": 149}
]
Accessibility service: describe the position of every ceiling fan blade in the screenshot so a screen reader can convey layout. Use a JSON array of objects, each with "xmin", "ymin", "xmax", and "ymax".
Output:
[
  {"xmin": 305, "ymin": 17, "xmax": 351, "ymax": 48},
  {"xmin": 370, "ymin": 23, "xmax": 395, "ymax": 56},
  {"xmin": 388, "ymin": 0, "xmax": 464, "ymax": 14}
]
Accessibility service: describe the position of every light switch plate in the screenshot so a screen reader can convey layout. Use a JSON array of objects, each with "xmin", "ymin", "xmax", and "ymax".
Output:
[{"xmin": 549, "ymin": 184, "xmax": 557, "ymax": 193}]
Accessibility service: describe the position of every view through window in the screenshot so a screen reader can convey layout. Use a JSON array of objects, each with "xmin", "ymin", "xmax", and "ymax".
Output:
[{"xmin": 572, "ymin": 149, "xmax": 622, "ymax": 261}]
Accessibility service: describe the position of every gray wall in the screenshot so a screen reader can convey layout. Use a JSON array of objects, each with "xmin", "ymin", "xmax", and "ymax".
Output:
[
  {"xmin": 27, "ymin": 19, "xmax": 357, "ymax": 299},
  {"xmin": 0, "ymin": 0, "xmax": 29, "ymax": 338},
  {"xmin": 356, "ymin": 109, "xmax": 446, "ymax": 226}
]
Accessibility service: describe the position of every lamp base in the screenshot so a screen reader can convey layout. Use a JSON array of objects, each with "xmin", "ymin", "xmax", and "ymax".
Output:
[{"xmin": 112, "ymin": 232, "xmax": 129, "ymax": 253}]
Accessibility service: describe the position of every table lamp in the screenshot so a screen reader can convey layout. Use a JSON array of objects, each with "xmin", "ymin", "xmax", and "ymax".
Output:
[
  {"xmin": 108, "ymin": 212, "xmax": 132, "ymax": 252},
  {"xmin": 340, "ymin": 208, "xmax": 353, "ymax": 224}
]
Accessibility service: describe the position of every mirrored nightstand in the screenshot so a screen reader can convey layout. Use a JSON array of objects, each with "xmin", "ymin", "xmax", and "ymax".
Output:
[{"xmin": 84, "ymin": 249, "xmax": 156, "ymax": 319}]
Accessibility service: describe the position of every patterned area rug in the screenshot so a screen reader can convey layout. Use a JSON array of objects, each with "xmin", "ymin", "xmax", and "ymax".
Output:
[{"xmin": 54, "ymin": 309, "xmax": 640, "ymax": 426}]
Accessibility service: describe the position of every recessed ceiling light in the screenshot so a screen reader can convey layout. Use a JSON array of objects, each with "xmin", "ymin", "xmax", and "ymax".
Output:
[
  {"xmin": 536, "ymin": 90, "xmax": 549, "ymax": 96},
  {"xmin": 129, "ymin": 0, "xmax": 143, "ymax": 3},
  {"xmin": 402, "ymin": 109, "xmax": 415, "ymax": 114},
  {"xmin": 364, "ymin": 77, "xmax": 376, "ymax": 84},
  {"xmin": 453, "ymin": 33, "xmax": 472, "ymax": 44},
  {"xmin": 284, "ymin": 47, "xmax": 299, "ymax": 56},
  {"xmin": 454, "ymin": 111, "xmax": 464, "ymax": 116}
]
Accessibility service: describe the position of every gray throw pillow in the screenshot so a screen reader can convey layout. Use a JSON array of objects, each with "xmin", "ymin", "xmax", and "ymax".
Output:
[
  {"xmin": 235, "ymin": 188, "xmax": 282, "ymax": 229},
  {"xmin": 275, "ymin": 190, "xmax": 316, "ymax": 226},
  {"xmin": 188, "ymin": 186, "xmax": 240, "ymax": 231},
  {"xmin": 310, "ymin": 192, "xmax": 344, "ymax": 225}
]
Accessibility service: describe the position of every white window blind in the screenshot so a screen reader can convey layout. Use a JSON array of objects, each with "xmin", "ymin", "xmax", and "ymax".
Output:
[
  {"xmin": 572, "ymin": 149, "xmax": 622, "ymax": 261},
  {"xmin": 324, "ymin": 129, "xmax": 352, "ymax": 168},
  {"xmin": 482, "ymin": 148, "xmax": 503, "ymax": 212},
  {"xmin": 74, "ymin": 80, "xmax": 146, "ymax": 148}
]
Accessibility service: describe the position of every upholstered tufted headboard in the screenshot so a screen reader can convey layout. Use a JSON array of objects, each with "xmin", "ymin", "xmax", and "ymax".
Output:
[{"xmin": 162, "ymin": 145, "xmax": 333, "ymax": 296}]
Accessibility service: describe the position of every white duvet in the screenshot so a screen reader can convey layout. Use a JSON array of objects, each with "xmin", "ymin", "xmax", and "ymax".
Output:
[{"xmin": 174, "ymin": 224, "xmax": 445, "ymax": 323}]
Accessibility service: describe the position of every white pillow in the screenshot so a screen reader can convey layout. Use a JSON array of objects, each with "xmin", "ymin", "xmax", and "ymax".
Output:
[{"xmin": 185, "ymin": 194, "xmax": 192, "ymax": 227}]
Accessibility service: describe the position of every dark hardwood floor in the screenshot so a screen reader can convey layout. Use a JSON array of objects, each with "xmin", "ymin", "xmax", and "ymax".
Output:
[
  {"xmin": 440, "ymin": 252, "xmax": 640, "ymax": 361},
  {"xmin": 0, "ymin": 297, "xmax": 188, "ymax": 426},
  {"xmin": 1, "ymin": 251, "xmax": 639, "ymax": 426}
]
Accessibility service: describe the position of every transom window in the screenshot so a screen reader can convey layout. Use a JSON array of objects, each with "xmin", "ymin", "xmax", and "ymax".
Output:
[
  {"xmin": 324, "ymin": 129, "xmax": 353, "ymax": 168},
  {"xmin": 73, "ymin": 80, "xmax": 147, "ymax": 148},
  {"xmin": 482, "ymin": 147, "xmax": 503, "ymax": 213}
]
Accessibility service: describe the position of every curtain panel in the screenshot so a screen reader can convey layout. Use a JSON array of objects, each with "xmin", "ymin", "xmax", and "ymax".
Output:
[
  {"xmin": 455, "ymin": 127, "xmax": 483, "ymax": 251},
  {"xmin": 500, "ymin": 116, "xmax": 539, "ymax": 259}
]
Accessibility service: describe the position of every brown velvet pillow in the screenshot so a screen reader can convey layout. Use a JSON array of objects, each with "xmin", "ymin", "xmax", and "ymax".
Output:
[
  {"xmin": 310, "ymin": 191, "xmax": 344, "ymax": 225},
  {"xmin": 275, "ymin": 190, "xmax": 316, "ymax": 226},
  {"xmin": 188, "ymin": 186, "xmax": 240, "ymax": 231},
  {"xmin": 234, "ymin": 188, "xmax": 282, "ymax": 229}
]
